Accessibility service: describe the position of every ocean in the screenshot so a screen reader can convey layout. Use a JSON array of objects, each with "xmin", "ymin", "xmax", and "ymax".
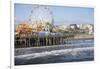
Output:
[{"xmin": 15, "ymin": 39, "xmax": 94, "ymax": 65}]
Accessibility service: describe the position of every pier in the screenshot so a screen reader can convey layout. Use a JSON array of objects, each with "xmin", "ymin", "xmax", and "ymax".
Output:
[{"xmin": 14, "ymin": 33, "xmax": 74, "ymax": 48}]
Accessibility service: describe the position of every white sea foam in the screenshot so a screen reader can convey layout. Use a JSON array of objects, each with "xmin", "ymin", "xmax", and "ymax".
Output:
[{"xmin": 15, "ymin": 47, "xmax": 94, "ymax": 60}]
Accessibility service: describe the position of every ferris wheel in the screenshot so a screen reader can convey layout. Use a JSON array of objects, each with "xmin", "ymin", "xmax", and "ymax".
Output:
[{"xmin": 29, "ymin": 5, "xmax": 54, "ymax": 25}]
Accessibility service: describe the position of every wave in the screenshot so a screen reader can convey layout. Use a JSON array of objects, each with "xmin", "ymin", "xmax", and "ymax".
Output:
[{"xmin": 15, "ymin": 47, "xmax": 94, "ymax": 60}]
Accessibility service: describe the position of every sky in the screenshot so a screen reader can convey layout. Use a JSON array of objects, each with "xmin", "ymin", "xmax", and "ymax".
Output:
[{"xmin": 15, "ymin": 3, "xmax": 94, "ymax": 25}]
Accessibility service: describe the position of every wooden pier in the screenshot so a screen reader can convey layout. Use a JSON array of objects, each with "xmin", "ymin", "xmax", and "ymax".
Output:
[{"xmin": 15, "ymin": 33, "xmax": 74, "ymax": 48}]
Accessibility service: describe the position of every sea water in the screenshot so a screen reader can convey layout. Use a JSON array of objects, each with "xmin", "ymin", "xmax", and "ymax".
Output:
[{"xmin": 15, "ymin": 39, "xmax": 94, "ymax": 65}]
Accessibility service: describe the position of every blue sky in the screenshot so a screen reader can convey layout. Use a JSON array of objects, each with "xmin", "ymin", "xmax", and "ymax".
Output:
[{"xmin": 15, "ymin": 4, "xmax": 94, "ymax": 25}]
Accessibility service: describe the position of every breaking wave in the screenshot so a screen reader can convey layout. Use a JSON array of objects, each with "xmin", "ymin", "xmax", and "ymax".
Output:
[{"xmin": 15, "ymin": 47, "xmax": 94, "ymax": 60}]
